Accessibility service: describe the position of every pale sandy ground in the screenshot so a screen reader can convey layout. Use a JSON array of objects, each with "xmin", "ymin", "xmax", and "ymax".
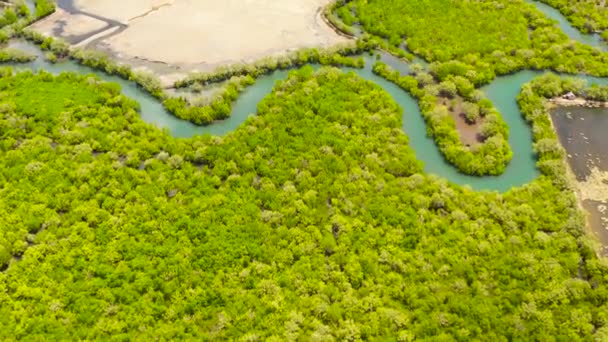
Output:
[
  {"xmin": 579, "ymin": 167, "xmax": 608, "ymax": 204},
  {"xmin": 579, "ymin": 168, "xmax": 608, "ymax": 244},
  {"xmin": 30, "ymin": 7, "xmax": 108, "ymax": 40},
  {"xmin": 103, "ymin": 0, "xmax": 346, "ymax": 66},
  {"xmin": 28, "ymin": 0, "xmax": 347, "ymax": 83},
  {"xmin": 551, "ymin": 97, "xmax": 608, "ymax": 108},
  {"xmin": 72, "ymin": 0, "xmax": 173, "ymax": 24}
]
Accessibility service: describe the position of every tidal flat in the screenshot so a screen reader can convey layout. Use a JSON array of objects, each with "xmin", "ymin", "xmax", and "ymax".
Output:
[{"xmin": 552, "ymin": 106, "xmax": 608, "ymax": 254}]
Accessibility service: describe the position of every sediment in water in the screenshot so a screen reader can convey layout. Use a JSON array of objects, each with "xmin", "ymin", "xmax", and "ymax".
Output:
[{"xmin": 551, "ymin": 106, "xmax": 608, "ymax": 255}]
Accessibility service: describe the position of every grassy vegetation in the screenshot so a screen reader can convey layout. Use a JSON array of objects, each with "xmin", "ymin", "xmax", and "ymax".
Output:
[
  {"xmin": 350, "ymin": 0, "xmax": 532, "ymax": 62},
  {"xmin": 0, "ymin": 1, "xmax": 29, "ymax": 45},
  {"xmin": 3, "ymin": 1, "xmax": 608, "ymax": 338},
  {"xmin": 4, "ymin": 71, "xmax": 105, "ymax": 115},
  {"xmin": 373, "ymin": 62, "xmax": 513, "ymax": 176},
  {"xmin": 174, "ymin": 43, "xmax": 369, "ymax": 89},
  {"xmin": 536, "ymin": 0, "xmax": 608, "ymax": 39},
  {"xmin": 0, "ymin": 0, "xmax": 52, "ymax": 62},
  {"xmin": 0, "ymin": 48, "xmax": 35, "ymax": 63},
  {"xmin": 0, "ymin": 68, "xmax": 608, "ymax": 339},
  {"xmin": 329, "ymin": 0, "xmax": 608, "ymax": 176},
  {"xmin": 20, "ymin": 29, "xmax": 373, "ymax": 126},
  {"xmin": 338, "ymin": 0, "xmax": 608, "ymax": 76}
]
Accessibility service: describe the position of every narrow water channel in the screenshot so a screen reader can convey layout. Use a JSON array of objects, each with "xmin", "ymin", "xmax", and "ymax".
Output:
[
  {"xmin": 525, "ymin": 0, "xmax": 607, "ymax": 51},
  {"xmin": 6, "ymin": 39, "xmax": 608, "ymax": 192},
  {"xmin": 4, "ymin": 0, "xmax": 608, "ymax": 193}
]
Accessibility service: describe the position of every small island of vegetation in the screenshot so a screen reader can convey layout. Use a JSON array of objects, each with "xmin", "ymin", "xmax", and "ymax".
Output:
[{"xmin": 1, "ymin": 0, "xmax": 608, "ymax": 340}]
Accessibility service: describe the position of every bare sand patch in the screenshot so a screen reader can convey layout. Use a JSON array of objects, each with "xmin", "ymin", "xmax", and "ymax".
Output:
[
  {"xmin": 29, "ymin": 7, "xmax": 109, "ymax": 43},
  {"xmin": 32, "ymin": 0, "xmax": 347, "ymax": 77},
  {"xmin": 579, "ymin": 167, "xmax": 608, "ymax": 203},
  {"xmin": 102, "ymin": 0, "xmax": 347, "ymax": 68},
  {"xmin": 550, "ymin": 96, "xmax": 608, "ymax": 108},
  {"xmin": 578, "ymin": 168, "xmax": 608, "ymax": 254},
  {"xmin": 72, "ymin": 0, "xmax": 173, "ymax": 24}
]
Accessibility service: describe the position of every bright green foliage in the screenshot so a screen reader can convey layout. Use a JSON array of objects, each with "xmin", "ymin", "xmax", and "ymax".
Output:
[
  {"xmin": 462, "ymin": 101, "xmax": 481, "ymax": 124},
  {"xmin": 373, "ymin": 62, "xmax": 512, "ymax": 176},
  {"xmin": 163, "ymin": 75, "xmax": 255, "ymax": 125},
  {"xmin": 0, "ymin": 0, "xmax": 32, "ymax": 45},
  {"xmin": 324, "ymin": 0, "xmax": 359, "ymax": 36},
  {"xmin": 537, "ymin": 0, "xmax": 608, "ymax": 35},
  {"xmin": 0, "ymin": 8, "xmax": 19, "ymax": 28},
  {"xmin": 340, "ymin": 0, "xmax": 608, "ymax": 78},
  {"xmin": 22, "ymin": 28, "xmax": 371, "ymax": 126},
  {"xmin": 3, "ymin": 71, "xmax": 107, "ymax": 115},
  {"xmin": 349, "ymin": 0, "xmax": 532, "ymax": 62},
  {"xmin": 522, "ymin": 73, "xmax": 608, "ymax": 102},
  {"xmin": 34, "ymin": 0, "xmax": 54, "ymax": 18},
  {"xmin": 0, "ymin": 48, "xmax": 35, "ymax": 63},
  {"xmin": 1, "ymin": 68, "xmax": 607, "ymax": 340},
  {"xmin": 175, "ymin": 43, "xmax": 371, "ymax": 89},
  {"xmin": 330, "ymin": 0, "xmax": 608, "ymax": 176}
]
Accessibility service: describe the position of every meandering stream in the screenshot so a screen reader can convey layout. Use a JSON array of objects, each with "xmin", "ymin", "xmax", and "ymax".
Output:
[
  {"xmin": 4, "ymin": 0, "xmax": 608, "ymax": 192},
  {"xmin": 525, "ymin": 0, "xmax": 607, "ymax": 51}
]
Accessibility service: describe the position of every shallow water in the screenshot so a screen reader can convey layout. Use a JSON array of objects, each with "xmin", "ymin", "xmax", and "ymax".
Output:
[
  {"xmin": 5, "ymin": 0, "xmax": 608, "ymax": 192},
  {"xmin": 7, "ymin": 39, "xmax": 608, "ymax": 192},
  {"xmin": 552, "ymin": 106, "xmax": 608, "ymax": 180},
  {"xmin": 526, "ymin": 0, "xmax": 607, "ymax": 51},
  {"xmin": 552, "ymin": 107, "xmax": 608, "ymax": 255}
]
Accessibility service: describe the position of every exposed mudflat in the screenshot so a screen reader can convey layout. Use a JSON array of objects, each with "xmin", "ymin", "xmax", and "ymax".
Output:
[
  {"xmin": 28, "ymin": 0, "xmax": 347, "ymax": 83},
  {"xmin": 552, "ymin": 106, "xmax": 608, "ymax": 255}
]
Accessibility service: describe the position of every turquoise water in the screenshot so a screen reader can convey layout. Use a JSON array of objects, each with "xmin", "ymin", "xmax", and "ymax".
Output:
[
  {"xmin": 7, "ymin": 40, "xmax": 608, "ymax": 192},
  {"xmin": 526, "ymin": 0, "xmax": 607, "ymax": 51},
  {"xmin": 0, "ymin": 42, "xmax": 538, "ymax": 191},
  {"xmin": 5, "ymin": 0, "xmax": 608, "ymax": 192}
]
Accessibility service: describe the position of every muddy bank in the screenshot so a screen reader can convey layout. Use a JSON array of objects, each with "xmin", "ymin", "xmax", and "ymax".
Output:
[
  {"xmin": 552, "ymin": 106, "xmax": 608, "ymax": 179},
  {"xmin": 28, "ymin": 0, "xmax": 348, "ymax": 87},
  {"xmin": 34, "ymin": 0, "xmax": 346, "ymax": 76},
  {"xmin": 552, "ymin": 106, "xmax": 608, "ymax": 255},
  {"xmin": 550, "ymin": 97, "xmax": 608, "ymax": 108}
]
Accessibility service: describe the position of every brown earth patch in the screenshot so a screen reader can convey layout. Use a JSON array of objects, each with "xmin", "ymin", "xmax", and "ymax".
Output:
[{"xmin": 438, "ymin": 96, "xmax": 484, "ymax": 147}]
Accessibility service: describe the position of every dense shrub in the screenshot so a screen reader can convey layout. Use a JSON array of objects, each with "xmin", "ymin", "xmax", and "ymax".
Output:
[
  {"xmin": 0, "ymin": 68, "xmax": 606, "ymax": 341},
  {"xmin": 373, "ymin": 62, "xmax": 512, "ymax": 176},
  {"xmin": 175, "ymin": 42, "xmax": 372, "ymax": 89}
]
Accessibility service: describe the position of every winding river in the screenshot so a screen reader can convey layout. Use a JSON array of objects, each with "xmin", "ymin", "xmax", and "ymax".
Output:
[
  {"xmin": 4, "ymin": 0, "xmax": 608, "ymax": 192},
  {"xmin": 525, "ymin": 0, "xmax": 607, "ymax": 51}
]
